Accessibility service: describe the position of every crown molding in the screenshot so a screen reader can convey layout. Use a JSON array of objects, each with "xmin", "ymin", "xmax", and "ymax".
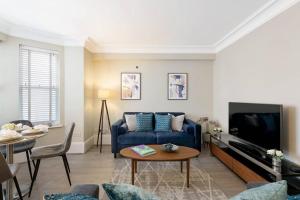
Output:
[
  {"xmin": 93, "ymin": 52, "xmax": 216, "ymax": 61},
  {"xmin": 214, "ymin": 0, "xmax": 300, "ymax": 52},
  {"xmin": 0, "ymin": 17, "xmax": 85, "ymax": 47},
  {"xmin": 92, "ymin": 44, "xmax": 216, "ymax": 54},
  {"xmin": 1, "ymin": 0, "xmax": 299, "ymax": 54}
]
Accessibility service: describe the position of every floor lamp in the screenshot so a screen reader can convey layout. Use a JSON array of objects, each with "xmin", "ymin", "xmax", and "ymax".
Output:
[{"xmin": 97, "ymin": 89, "xmax": 112, "ymax": 153}]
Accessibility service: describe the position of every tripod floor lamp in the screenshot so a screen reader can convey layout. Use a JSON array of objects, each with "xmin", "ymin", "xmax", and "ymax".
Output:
[{"xmin": 97, "ymin": 89, "xmax": 112, "ymax": 153}]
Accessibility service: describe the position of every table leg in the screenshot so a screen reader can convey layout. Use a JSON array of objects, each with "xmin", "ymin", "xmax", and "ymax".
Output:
[
  {"xmin": 6, "ymin": 144, "xmax": 14, "ymax": 200},
  {"xmin": 135, "ymin": 160, "xmax": 137, "ymax": 173},
  {"xmin": 180, "ymin": 161, "xmax": 183, "ymax": 173},
  {"xmin": 186, "ymin": 159, "xmax": 190, "ymax": 188},
  {"xmin": 131, "ymin": 159, "xmax": 135, "ymax": 185}
]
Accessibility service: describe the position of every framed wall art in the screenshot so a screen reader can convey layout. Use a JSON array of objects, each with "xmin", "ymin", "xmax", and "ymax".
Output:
[
  {"xmin": 168, "ymin": 73, "xmax": 188, "ymax": 100},
  {"xmin": 121, "ymin": 72, "xmax": 141, "ymax": 100}
]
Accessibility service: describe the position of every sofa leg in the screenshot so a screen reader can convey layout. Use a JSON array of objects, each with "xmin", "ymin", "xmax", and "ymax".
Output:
[{"xmin": 114, "ymin": 153, "xmax": 117, "ymax": 158}]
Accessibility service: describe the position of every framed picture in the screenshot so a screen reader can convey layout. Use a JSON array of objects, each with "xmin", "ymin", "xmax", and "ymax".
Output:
[
  {"xmin": 121, "ymin": 72, "xmax": 141, "ymax": 100},
  {"xmin": 168, "ymin": 73, "xmax": 188, "ymax": 100}
]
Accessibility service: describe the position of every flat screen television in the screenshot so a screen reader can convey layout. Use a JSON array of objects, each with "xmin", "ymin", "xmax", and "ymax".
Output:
[{"xmin": 229, "ymin": 102, "xmax": 283, "ymax": 150}]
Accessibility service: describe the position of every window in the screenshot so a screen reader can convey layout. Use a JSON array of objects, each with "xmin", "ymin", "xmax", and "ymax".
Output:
[{"xmin": 19, "ymin": 45, "xmax": 60, "ymax": 125}]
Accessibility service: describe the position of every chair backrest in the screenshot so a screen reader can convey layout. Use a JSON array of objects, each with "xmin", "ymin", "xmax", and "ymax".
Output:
[
  {"xmin": 63, "ymin": 123, "xmax": 75, "ymax": 153},
  {"xmin": 0, "ymin": 153, "xmax": 13, "ymax": 183},
  {"xmin": 10, "ymin": 120, "xmax": 33, "ymax": 127}
]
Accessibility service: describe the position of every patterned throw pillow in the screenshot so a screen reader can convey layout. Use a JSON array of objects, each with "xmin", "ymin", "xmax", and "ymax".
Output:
[
  {"xmin": 102, "ymin": 183, "xmax": 160, "ymax": 200},
  {"xmin": 44, "ymin": 193, "xmax": 98, "ymax": 200},
  {"xmin": 154, "ymin": 114, "xmax": 171, "ymax": 132},
  {"xmin": 230, "ymin": 180, "xmax": 287, "ymax": 200},
  {"xmin": 136, "ymin": 113, "xmax": 153, "ymax": 131}
]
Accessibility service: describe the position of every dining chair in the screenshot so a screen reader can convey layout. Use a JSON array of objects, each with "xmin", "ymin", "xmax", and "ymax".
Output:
[
  {"xmin": 0, "ymin": 153, "xmax": 23, "ymax": 200},
  {"xmin": 0, "ymin": 120, "xmax": 36, "ymax": 181},
  {"xmin": 28, "ymin": 123, "xmax": 75, "ymax": 197}
]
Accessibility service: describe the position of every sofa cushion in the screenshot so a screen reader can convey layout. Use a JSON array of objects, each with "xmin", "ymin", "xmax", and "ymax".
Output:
[
  {"xmin": 156, "ymin": 132, "xmax": 194, "ymax": 147},
  {"xmin": 136, "ymin": 113, "xmax": 153, "ymax": 131},
  {"xmin": 170, "ymin": 115, "xmax": 185, "ymax": 131},
  {"xmin": 154, "ymin": 114, "xmax": 171, "ymax": 132},
  {"xmin": 125, "ymin": 114, "xmax": 137, "ymax": 131},
  {"xmin": 118, "ymin": 132, "xmax": 157, "ymax": 145}
]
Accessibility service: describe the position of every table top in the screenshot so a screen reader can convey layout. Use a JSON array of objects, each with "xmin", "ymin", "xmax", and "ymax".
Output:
[
  {"xmin": 120, "ymin": 145, "xmax": 200, "ymax": 161},
  {"xmin": 0, "ymin": 131, "xmax": 47, "ymax": 146}
]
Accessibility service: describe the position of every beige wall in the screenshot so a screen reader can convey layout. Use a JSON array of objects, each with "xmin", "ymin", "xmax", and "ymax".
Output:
[
  {"xmin": 213, "ymin": 3, "xmax": 300, "ymax": 164},
  {"xmin": 93, "ymin": 59, "xmax": 213, "ymax": 136},
  {"xmin": 84, "ymin": 49, "xmax": 95, "ymax": 141},
  {"xmin": 0, "ymin": 35, "xmax": 65, "ymax": 148}
]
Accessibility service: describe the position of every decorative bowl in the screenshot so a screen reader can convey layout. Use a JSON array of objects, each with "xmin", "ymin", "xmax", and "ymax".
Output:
[{"xmin": 161, "ymin": 143, "xmax": 179, "ymax": 152}]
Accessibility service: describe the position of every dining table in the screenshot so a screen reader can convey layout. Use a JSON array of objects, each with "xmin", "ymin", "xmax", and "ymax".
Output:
[{"xmin": 0, "ymin": 131, "xmax": 47, "ymax": 200}]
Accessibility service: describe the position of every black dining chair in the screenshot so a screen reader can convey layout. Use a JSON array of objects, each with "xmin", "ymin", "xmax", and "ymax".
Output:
[
  {"xmin": 0, "ymin": 120, "xmax": 36, "ymax": 181},
  {"xmin": 28, "ymin": 123, "xmax": 75, "ymax": 197},
  {"xmin": 0, "ymin": 153, "xmax": 23, "ymax": 200}
]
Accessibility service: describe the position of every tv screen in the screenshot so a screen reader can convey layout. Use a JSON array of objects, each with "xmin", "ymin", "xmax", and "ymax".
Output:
[{"xmin": 229, "ymin": 102, "xmax": 282, "ymax": 150}]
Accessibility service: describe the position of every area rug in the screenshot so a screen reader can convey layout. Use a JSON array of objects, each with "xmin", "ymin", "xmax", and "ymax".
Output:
[{"xmin": 104, "ymin": 158, "xmax": 228, "ymax": 200}]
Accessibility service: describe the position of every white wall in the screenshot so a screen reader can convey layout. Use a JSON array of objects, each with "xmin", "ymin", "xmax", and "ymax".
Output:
[
  {"xmin": 213, "ymin": 3, "xmax": 300, "ymax": 164},
  {"xmin": 0, "ymin": 35, "xmax": 65, "ymax": 147},
  {"xmin": 93, "ymin": 59, "xmax": 213, "ymax": 137}
]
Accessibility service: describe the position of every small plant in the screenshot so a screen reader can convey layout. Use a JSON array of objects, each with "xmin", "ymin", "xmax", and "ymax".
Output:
[
  {"xmin": 213, "ymin": 127, "xmax": 222, "ymax": 133},
  {"xmin": 267, "ymin": 149, "xmax": 284, "ymax": 160}
]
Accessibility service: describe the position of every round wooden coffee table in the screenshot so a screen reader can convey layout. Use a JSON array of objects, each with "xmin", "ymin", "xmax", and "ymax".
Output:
[{"xmin": 120, "ymin": 145, "xmax": 200, "ymax": 187}]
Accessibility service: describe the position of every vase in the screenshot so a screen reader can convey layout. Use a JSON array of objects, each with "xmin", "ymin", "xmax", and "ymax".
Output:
[{"xmin": 272, "ymin": 157, "xmax": 281, "ymax": 173}]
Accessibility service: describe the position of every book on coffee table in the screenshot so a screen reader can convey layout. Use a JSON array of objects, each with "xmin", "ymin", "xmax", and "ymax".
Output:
[{"xmin": 131, "ymin": 145, "xmax": 156, "ymax": 157}]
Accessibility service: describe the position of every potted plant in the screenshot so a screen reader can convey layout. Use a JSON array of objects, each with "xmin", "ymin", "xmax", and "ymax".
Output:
[{"xmin": 267, "ymin": 149, "xmax": 284, "ymax": 172}]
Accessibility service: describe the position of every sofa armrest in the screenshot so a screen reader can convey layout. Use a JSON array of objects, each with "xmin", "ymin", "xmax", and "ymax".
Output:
[
  {"xmin": 185, "ymin": 119, "xmax": 201, "ymax": 149},
  {"xmin": 111, "ymin": 119, "xmax": 127, "ymax": 153}
]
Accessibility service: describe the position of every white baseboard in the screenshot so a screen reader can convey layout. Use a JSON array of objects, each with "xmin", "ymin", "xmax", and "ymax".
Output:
[{"xmin": 68, "ymin": 135, "xmax": 95, "ymax": 154}]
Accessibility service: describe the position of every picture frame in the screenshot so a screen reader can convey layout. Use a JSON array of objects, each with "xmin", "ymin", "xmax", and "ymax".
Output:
[
  {"xmin": 121, "ymin": 72, "xmax": 141, "ymax": 100},
  {"xmin": 168, "ymin": 73, "xmax": 188, "ymax": 100}
]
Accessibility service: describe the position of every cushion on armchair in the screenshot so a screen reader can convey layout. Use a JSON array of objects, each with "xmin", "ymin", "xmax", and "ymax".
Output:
[
  {"xmin": 44, "ymin": 193, "xmax": 98, "ymax": 200},
  {"xmin": 102, "ymin": 183, "xmax": 160, "ymax": 200},
  {"xmin": 125, "ymin": 114, "xmax": 137, "ymax": 131},
  {"xmin": 136, "ymin": 113, "xmax": 153, "ymax": 131},
  {"xmin": 230, "ymin": 180, "xmax": 287, "ymax": 200}
]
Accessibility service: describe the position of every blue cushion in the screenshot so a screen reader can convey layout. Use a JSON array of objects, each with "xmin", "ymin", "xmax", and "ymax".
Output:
[
  {"xmin": 156, "ymin": 132, "xmax": 194, "ymax": 147},
  {"xmin": 230, "ymin": 180, "xmax": 287, "ymax": 200},
  {"xmin": 136, "ymin": 113, "xmax": 153, "ymax": 131},
  {"xmin": 288, "ymin": 194, "xmax": 300, "ymax": 200},
  {"xmin": 44, "ymin": 193, "xmax": 98, "ymax": 200},
  {"xmin": 118, "ymin": 132, "xmax": 156, "ymax": 145},
  {"xmin": 102, "ymin": 183, "xmax": 160, "ymax": 200},
  {"xmin": 154, "ymin": 114, "xmax": 171, "ymax": 132}
]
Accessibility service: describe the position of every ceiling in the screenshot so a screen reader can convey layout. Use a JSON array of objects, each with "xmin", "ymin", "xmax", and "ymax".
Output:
[{"xmin": 0, "ymin": 0, "xmax": 296, "ymax": 53}]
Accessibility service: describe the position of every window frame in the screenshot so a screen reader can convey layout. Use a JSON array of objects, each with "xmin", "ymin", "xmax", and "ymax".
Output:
[{"xmin": 19, "ymin": 44, "xmax": 61, "ymax": 126}]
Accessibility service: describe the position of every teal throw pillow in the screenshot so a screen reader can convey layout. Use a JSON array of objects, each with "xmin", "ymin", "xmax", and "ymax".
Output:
[
  {"xmin": 136, "ymin": 113, "xmax": 153, "ymax": 131},
  {"xmin": 44, "ymin": 193, "xmax": 98, "ymax": 200},
  {"xmin": 103, "ymin": 183, "xmax": 160, "ymax": 200},
  {"xmin": 154, "ymin": 114, "xmax": 171, "ymax": 132},
  {"xmin": 230, "ymin": 180, "xmax": 287, "ymax": 200}
]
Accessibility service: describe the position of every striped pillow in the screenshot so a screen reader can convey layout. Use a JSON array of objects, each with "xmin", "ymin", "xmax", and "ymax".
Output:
[
  {"xmin": 155, "ymin": 114, "xmax": 171, "ymax": 132},
  {"xmin": 136, "ymin": 113, "xmax": 153, "ymax": 131}
]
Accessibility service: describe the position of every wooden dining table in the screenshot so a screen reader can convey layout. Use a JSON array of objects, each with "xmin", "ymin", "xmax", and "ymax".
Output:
[{"xmin": 0, "ymin": 131, "xmax": 47, "ymax": 200}]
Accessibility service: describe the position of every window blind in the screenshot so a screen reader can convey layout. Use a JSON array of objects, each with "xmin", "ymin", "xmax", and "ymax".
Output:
[{"xmin": 19, "ymin": 45, "xmax": 60, "ymax": 125}]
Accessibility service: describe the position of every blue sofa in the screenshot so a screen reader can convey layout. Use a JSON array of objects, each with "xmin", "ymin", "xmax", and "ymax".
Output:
[{"xmin": 111, "ymin": 112, "xmax": 201, "ymax": 158}]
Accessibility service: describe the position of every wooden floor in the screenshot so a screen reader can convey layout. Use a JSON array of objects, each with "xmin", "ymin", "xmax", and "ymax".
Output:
[{"xmin": 16, "ymin": 145, "xmax": 246, "ymax": 200}]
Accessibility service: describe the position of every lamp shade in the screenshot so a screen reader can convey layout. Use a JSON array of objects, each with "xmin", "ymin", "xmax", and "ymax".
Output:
[{"xmin": 97, "ymin": 89, "xmax": 110, "ymax": 99}]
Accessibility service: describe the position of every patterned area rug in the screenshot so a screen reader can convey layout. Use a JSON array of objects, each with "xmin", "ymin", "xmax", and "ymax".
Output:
[{"xmin": 106, "ymin": 158, "xmax": 228, "ymax": 200}]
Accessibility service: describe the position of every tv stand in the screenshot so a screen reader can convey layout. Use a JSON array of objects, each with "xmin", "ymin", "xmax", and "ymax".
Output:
[{"xmin": 209, "ymin": 133, "xmax": 300, "ymax": 195}]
